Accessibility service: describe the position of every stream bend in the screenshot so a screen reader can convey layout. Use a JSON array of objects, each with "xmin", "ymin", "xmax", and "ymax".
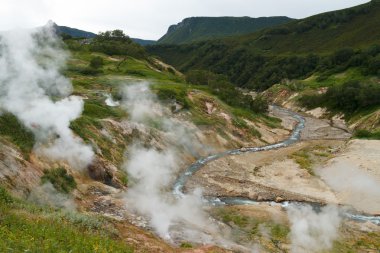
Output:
[{"xmin": 173, "ymin": 106, "xmax": 380, "ymax": 225}]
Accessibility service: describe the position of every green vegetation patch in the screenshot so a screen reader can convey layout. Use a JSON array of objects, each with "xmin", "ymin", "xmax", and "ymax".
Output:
[
  {"xmin": 298, "ymin": 80, "xmax": 380, "ymax": 117},
  {"xmin": 180, "ymin": 242, "xmax": 193, "ymax": 248},
  {"xmin": 222, "ymin": 212, "xmax": 249, "ymax": 227},
  {"xmin": 0, "ymin": 186, "xmax": 133, "ymax": 253},
  {"xmin": 270, "ymin": 223, "xmax": 290, "ymax": 240},
  {"xmin": 41, "ymin": 167, "xmax": 77, "ymax": 193},
  {"xmin": 289, "ymin": 151, "xmax": 314, "ymax": 175},
  {"xmin": 152, "ymin": 82, "xmax": 190, "ymax": 108},
  {"xmin": 0, "ymin": 113, "xmax": 35, "ymax": 158},
  {"xmin": 70, "ymin": 115, "xmax": 102, "ymax": 142},
  {"xmin": 186, "ymin": 70, "xmax": 269, "ymax": 113},
  {"xmin": 354, "ymin": 129, "xmax": 380, "ymax": 140},
  {"xmin": 82, "ymin": 101, "xmax": 125, "ymax": 119}
]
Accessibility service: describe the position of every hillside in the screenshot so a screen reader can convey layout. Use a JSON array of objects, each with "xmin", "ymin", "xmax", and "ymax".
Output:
[
  {"xmin": 0, "ymin": 27, "xmax": 290, "ymax": 252},
  {"xmin": 148, "ymin": 0, "xmax": 380, "ymax": 90},
  {"xmin": 157, "ymin": 16, "xmax": 293, "ymax": 44},
  {"xmin": 54, "ymin": 23, "xmax": 97, "ymax": 38}
]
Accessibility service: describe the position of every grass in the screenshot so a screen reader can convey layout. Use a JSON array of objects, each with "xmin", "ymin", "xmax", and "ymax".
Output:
[
  {"xmin": 70, "ymin": 116, "xmax": 102, "ymax": 142},
  {"xmin": 0, "ymin": 187, "xmax": 134, "ymax": 253},
  {"xmin": 289, "ymin": 151, "xmax": 314, "ymax": 175},
  {"xmin": 70, "ymin": 116, "xmax": 127, "ymax": 164},
  {"xmin": 41, "ymin": 167, "xmax": 77, "ymax": 193},
  {"xmin": 213, "ymin": 207, "xmax": 291, "ymax": 252},
  {"xmin": 0, "ymin": 113, "xmax": 35, "ymax": 158},
  {"xmin": 82, "ymin": 100, "xmax": 125, "ymax": 119},
  {"xmin": 270, "ymin": 223, "xmax": 289, "ymax": 240},
  {"xmin": 222, "ymin": 212, "xmax": 249, "ymax": 227}
]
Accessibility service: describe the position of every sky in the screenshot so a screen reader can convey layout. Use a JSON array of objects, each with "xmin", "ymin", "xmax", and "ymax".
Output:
[{"xmin": 1, "ymin": 0, "xmax": 370, "ymax": 40}]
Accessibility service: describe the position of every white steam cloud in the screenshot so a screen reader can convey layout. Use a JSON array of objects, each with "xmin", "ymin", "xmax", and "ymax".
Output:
[
  {"xmin": 0, "ymin": 25, "xmax": 93, "ymax": 169},
  {"xmin": 318, "ymin": 160, "xmax": 380, "ymax": 214},
  {"xmin": 287, "ymin": 205, "xmax": 341, "ymax": 253},
  {"xmin": 122, "ymin": 82, "xmax": 203, "ymax": 156},
  {"xmin": 28, "ymin": 182, "xmax": 76, "ymax": 211},
  {"xmin": 122, "ymin": 82, "xmax": 214, "ymax": 239}
]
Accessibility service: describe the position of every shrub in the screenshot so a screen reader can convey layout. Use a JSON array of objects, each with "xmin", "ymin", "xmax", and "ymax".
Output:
[{"xmin": 89, "ymin": 56, "xmax": 104, "ymax": 69}]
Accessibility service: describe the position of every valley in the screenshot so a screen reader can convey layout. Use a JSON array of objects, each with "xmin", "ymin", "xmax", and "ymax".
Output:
[{"xmin": 0, "ymin": 1, "xmax": 379, "ymax": 252}]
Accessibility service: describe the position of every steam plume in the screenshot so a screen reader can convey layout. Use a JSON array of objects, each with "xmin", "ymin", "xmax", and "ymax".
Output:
[
  {"xmin": 28, "ymin": 182, "xmax": 76, "ymax": 211},
  {"xmin": 318, "ymin": 160, "xmax": 380, "ymax": 214},
  {"xmin": 122, "ymin": 82, "xmax": 213, "ymax": 238},
  {"xmin": 287, "ymin": 205, "xmax": 341, "ymax": 253},
  {"xmin": 0, "ymin": 25, "xmax": 93, "ymax": 169}
]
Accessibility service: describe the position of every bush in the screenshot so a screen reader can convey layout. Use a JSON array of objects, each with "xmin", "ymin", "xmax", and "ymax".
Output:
[
  {"xmin": 89, "ymin": 56, "xmax": 104, "ymax": 69},
  {"xmin": 41, "ymin": 167, "xmax": 77, "ymax": 193}
]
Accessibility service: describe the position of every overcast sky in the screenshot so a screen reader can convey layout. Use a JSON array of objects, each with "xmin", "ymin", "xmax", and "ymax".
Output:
[{"xmin": 1, "ymin": 0, "xmax": 370, "ymax": 40}]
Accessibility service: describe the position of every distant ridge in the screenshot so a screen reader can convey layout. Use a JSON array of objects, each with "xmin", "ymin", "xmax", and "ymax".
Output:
[
  {"xmin": 48, "ymin": 22, "xmax": 156, "ymax": 45},
  {"xmin": 157, "ymin": 16, "xmax": 294, "ymax": 44},
  {"xmin": 51, "ymin": 22, "xmax": 96, "ymax": 38}
]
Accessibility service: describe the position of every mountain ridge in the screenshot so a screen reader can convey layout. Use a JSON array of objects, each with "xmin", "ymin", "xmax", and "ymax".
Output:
[{"xmin": 157, "ymin": 16, "xmax": 294, "ymax": 44}]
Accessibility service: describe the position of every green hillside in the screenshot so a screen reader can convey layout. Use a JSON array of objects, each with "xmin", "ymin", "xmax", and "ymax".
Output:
[
  {"xmin": 157, "ymin": 16, "xmax": 293, "ymax": 44},
  {"xmin": 148, "ymin": 0, "xmax": 380, "ymax": 90}
]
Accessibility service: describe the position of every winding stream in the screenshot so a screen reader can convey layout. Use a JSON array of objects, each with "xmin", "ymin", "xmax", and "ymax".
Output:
[{"xmin": 173, "ymin": 106, "xmax": 380, "ymax": 225}]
